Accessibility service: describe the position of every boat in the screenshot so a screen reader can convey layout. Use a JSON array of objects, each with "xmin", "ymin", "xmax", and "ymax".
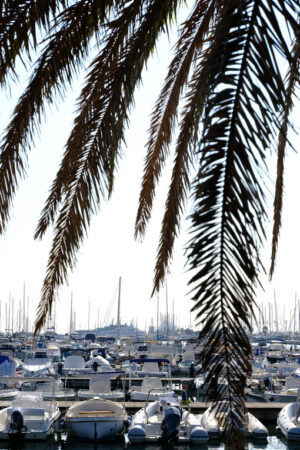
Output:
[
  {"xmin": 77, "ymin": 373, "xmax": 125, "ymax": 401},
  {"xmin": 131, "ymin": 358, "xmax": 169, "ymax": 378},
  {"xmin": 0, "ymin": 356, "xmax": 19, "ymax": 401},
  {"xmin": 177, "ymin": 351, "xmax": 201, "ymax": 375},
  {"xmin": 277, "ymin": 400, "xmax": 300, "ymax": 441},
  {"xmin": 45, "ymin": 342, "xmax": 61, "ymax": 362},
  {"xmin": 22, "ymin": 358, "xmax": 53, "ymax": 377},
  {"xmin": 65, "ymin": 397, "xmax": 128, "ymax": 441},
  {"xmin": 0, "ymin": 391, "xmax": 60, "ymax": 440},
  {"xmin": 128, "ymin": 358, "xmax": 174, "ymax": 401},
  {"xmin": 264, "ymin": 375, "xmax": 300, "ymax": 402},
  {"xmin": 201, "ymin": 401, "xmax": 268, "ymax": 440},
  {"xmin": 128, "ymin": 392, "xmax": 208, "ymax": 444},
  {"xmin": 129, "ymin": 376, "xmax": 174, "ymax": 401}
]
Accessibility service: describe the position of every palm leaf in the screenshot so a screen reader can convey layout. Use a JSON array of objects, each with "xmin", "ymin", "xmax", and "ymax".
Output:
[
  {"xmin": 0, "ymin": 0, "xmax": 115, "ymax": 235},
  {"xmin": 34, "ymin": 0, "xmax": 146, "ymax": 239},
  {"xmin": 186, "ymin": 0, "xmax": 298, "ymax": 445},
  {"xmin": 135, "ymin": 0, "xmax": 220, "ymax": 240},
  {"xmin": 270, "ymin": 36, "xmax": 300, "ymax": 277},
  {"xmin": 34, "ymin": 0, "xmax": 182, "ymax": 333},
  {"xmin": 0, "ymin": 0, "xmax": 68, "ymax": 85}
]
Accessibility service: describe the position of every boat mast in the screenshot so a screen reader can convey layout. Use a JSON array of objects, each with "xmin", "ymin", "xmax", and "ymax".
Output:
[
  {"xmin": 117, "ymin": 276, "xmax": 121, "ymax": 340},
  {"xmin": 156, "ymin": 294, "xmax": 159, "ymax": 340},
  {"xmin": 274, "ymin": 290, "xmax": 278, "ymax": 333},
  {"xmin": 11, "ymin": 296, "xmax": 14, "ymax": 335},
  {"xmin": 8, "ymin": 293, "xmax": 11, "ymax": 335},
  {"xmin": 69, "ymin": 292, "xmax": 73, "ymax": 335},
  {"xmin": 23, "ymin": 282, "xmax": 26, "ymax": 333},
  {"xmin": 166, "ymin": 281, "xmax": 169, "ymax": 341}
]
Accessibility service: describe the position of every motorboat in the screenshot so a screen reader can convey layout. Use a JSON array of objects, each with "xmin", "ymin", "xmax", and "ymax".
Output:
[
  {"xmin": 277, "ymin": 400, "xmax": 300, "ymax": 441},
  {"xmin": 0, "ymin": 390, "xmax": 60, "ymax": 440},
  {"xmin": 35, "ymin": 376, "xmax": 76, "ymax": 401},
  {"xmin": 22, "ymin": 358, "xmax": 53, "ymax": 377},
  {"xmin": 201, "ymin": 401, "xmax": 268, "ymax": 439},
  {"xmin": 63, "ymin": 355, "xmax": 114, "ymax": 375},
  {"xmin": 65, "ymin": 397, "xmax": 128, "ymax": 441},
  {"xmin": 177, "ymin": 351, "xmax": 201, "ymax": 375},
  {"xmin": 264, "ymin": 375, "xmax": 300, "ymax": 402},
  {"xmin": 45, "ymin": 342, "xmax": 61, "ymax": 362},
  {"xmin": 0, "ymin": 356, "xmax": 19, "ymax": 401},
  {"xmin": 128, "ymin": 392, "xmax": 208, "ymax": 445},
  {"xmin": 132, "ymin": 358, "xmax": 169, "ymax": 378},
  {"xmin": 129, "ymin": 376, "xmax": 174, "ymax": 401},
  {"xmin": 77, "ymin": 373, "xmax": 125, "ymax": 401}
]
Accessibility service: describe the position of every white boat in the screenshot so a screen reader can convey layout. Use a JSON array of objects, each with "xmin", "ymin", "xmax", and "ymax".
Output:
[
  {"xmin": 132, "ymin": 358, "xmax": 169, "ymax": 378},
  {"xmin": 45, "ymin": 342, "xmax": 61, "ymax": 362},
  {"xmin": 77, "ymin": 373, "xmax": 124, "ymax": 401},
  {"xmin": 128, "ymin": 392, "xmax": 208, "ymax": 444},
  {"xmin": 177, "ymin": 351, "xmax": 201, "ymax": 374},
  {"xmin": 65, "ymin": 397, "xmax": 128, "ymax": 441},
  {"xmin": 129, "ymin": 376, "xmax": 174, "ymax": 401},
  {"xmin": 35, "ymin": 377, "xmax": 76, "ymax": 401},
  {"xmin": 0, "ymin": 388, "xmax": 19, "ymax": 401},
  {"xmin": 22, "ymin": 358, "xmax": 52, "ymax": 377},
  {"xmin": 265, "ymin": 375, "xmax": 300, "ymax": 402},
  {"xmin": 201, "ymin": 401, "xmax": 268, "ymax": 440},
  {"xmin": 0, "ymin": 391, "xmax": 60, "ymax": 440},
  {"xmin": 63, "ymin": 355, "xmax": 114, "ymax": 375},
  {"xmin": 277, "ymin": 400, "xmax": 300, "ymax": 441}
]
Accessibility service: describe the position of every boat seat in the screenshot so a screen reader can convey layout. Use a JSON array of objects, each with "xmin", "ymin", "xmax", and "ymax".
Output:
[{"xmin": 78, "ymin": 410, "xmax": 116, "ymax": 417}]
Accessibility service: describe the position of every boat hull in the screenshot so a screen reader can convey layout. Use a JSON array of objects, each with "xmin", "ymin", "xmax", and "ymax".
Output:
[
  {"xmin": 277, "ymin": 402, "xmax": 300, "ymax": 441},
  {"xmin": 128, "ymin": 401, "xmax": 208, "ymax": 444},
  {"xmin": 66, "ymin": 417, "xmax": 125, "ymax": 441}
]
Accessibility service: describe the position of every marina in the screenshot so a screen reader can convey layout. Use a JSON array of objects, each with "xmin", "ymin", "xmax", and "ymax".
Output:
[{"xmin": 0, "ymin": 331, "xmax": 298, "ymax": 449}]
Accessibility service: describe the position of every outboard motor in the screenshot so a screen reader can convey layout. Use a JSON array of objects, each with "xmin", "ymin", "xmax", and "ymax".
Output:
[
  {"xmin": 8, "ymin": 410, "xmax": 27, "ymax": 439},
  {"xmin": 160, "ymin": 405, "xmax": 181, "ymax": 445},
  {"xmin": 263, "ymin": 376, "xmax": 271, "ymax": 390}
]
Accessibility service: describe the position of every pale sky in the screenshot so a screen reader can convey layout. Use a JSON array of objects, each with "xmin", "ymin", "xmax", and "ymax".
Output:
[{"xmin": 0, "ymin": 9, "xmax": 300, "ymax": 335}]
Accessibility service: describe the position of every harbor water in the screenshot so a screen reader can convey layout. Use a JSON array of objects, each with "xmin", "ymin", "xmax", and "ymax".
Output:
[{"xmin": 0, "ymin": 430, "xmax": 298, "ymax": 450}]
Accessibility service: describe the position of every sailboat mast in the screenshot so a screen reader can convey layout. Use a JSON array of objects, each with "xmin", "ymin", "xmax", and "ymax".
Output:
[
  {"xmin": 166, "ymin": 281, "xmax": 169, "ymax": 341},
  {"xmin": 117, "ymin": 277, "xmax": 121, "ymax": 340},
  {"xmin": 23, "ymin": 282, "xmax": 26, "ymax": 333},
  {"xmin": 156, "ymin": 295, "xmax": 159, "ymax": 340},
  {"xmin": 70, "ymin": 292, "xmax": 73, "ymax": 335},
  {"xmin": 274, "ymin": 290, "xmax": 278, "ymax": 333}
]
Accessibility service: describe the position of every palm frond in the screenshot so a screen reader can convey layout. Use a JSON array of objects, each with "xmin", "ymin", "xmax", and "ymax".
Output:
[
  {"xmin": 0, "ymin": 0, "xmax": 114, "ymax": 235},
  {"xmin": 151, "ymin": 56, "xmax": 214, "ymax": 293},
  {"xmin": 135, "ymin": 0, "xmax": 220, "ymax": 239},
  {"xmin": 185, "ymin": 0, "xmax": 298, "ymax": 445},
  {"xmin": 34, "ymin": 0, "xmax": 182, "ymax": 333},
  {"xmin": 34, "ymin": 0, "xmax": 146, "ymax": 239},
  {"xmin": 270, "ymin": 36, "xmax": 300, "ymax": 278},
  {"xmin": 0, "ymin": 0, "xmax": 68, "ymax": 85}
]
